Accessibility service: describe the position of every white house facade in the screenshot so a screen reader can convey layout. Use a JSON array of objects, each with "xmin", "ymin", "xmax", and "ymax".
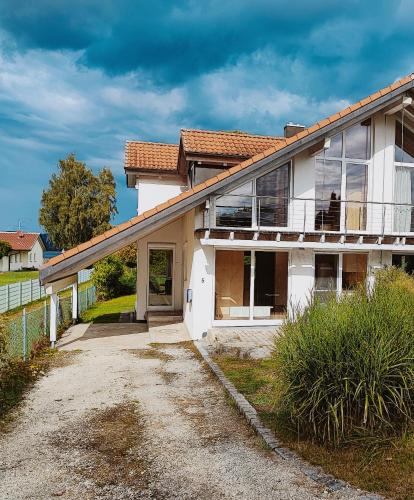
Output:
[
  {"xmin": 0, "ymin": 232, "xmax": 46, "ymax": 272},
  {"xmin": 40, "ymin": 73, "xmax": 414, "ymax": 342}
]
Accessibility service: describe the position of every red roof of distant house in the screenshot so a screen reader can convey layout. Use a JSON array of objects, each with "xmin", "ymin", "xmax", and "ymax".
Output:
[
  {"xmin": 0, "ymin": 232, "xmax": 40, "ymax": 251},
  {"xmin": 125, "ymin": 141, "xmax": 179, "ymax": 171},
  {"xmin": 180, "ymin": 129, "xmax": 284, "ymax": 158}
]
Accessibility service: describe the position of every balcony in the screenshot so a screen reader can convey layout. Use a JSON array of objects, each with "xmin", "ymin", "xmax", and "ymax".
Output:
[{"xmin": 207, "ymin": 194, "xmax": 414, "ymax": 238}]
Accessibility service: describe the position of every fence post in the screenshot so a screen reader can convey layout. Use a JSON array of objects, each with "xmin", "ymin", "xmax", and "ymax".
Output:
[
  {"xmin": 44, "ymin": 300, "xmax": 47, "ymax": 335},
  {"xmin": 22, "ymin": 307, "xmax": 27, "ymax": 360},
  {"xmin": 30, "ymin": 280, "xmax": 33, "ymax": 303},
  {"xmin": 19, "ymin": 281, "xmax": 22, "ymax": 308},
  {"xmin": 72, "ymin": 282, "xmax": 78, "ymax": 324},
  {"xmin": 6, "ymin": 284, "xmax": 9, "ymax": 311}
]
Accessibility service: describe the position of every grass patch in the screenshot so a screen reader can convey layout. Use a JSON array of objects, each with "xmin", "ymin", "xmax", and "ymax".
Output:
[
  {"xmin": 126, "ymin": 348, "xmax": 174, "ymax": 362},
  {"xmin": 80, "ymin": 294, "xmax": 135, "ymax": 323},
  {"xmin": 0, "ymin": 270, "xmax": 39, "ymax": 285},
  {"xmin": 214, "ymin": 355, "xmax": 414, "ymax": 500}
]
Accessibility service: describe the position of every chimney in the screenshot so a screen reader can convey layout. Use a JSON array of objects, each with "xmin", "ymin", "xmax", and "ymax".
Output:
[
  {"xmin": 284, "ymin": 122, "xmax": 306, "ymax": 138},
  {"xmin": 17, "ymin": 230, "xmax": 23, "ymax": 238}
]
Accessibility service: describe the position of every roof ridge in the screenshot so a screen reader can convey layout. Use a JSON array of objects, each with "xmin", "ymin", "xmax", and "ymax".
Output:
[
  {"xmin": 125, "ymin": 140, "xmax": 179, "ymax": 147},
  {"xmin": 180, "ymin": 128, "xmax": 283, "ymax": 140}
]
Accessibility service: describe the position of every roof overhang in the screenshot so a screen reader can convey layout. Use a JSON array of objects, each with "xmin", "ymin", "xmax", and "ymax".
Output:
[{"xmin": 40, "ymin": 79, "xmax": 414, "ymax": 286}]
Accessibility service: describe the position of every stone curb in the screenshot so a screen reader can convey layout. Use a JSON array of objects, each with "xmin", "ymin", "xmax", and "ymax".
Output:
[{"xmin": 194, "ymin": 341, "xmax": 382, "ymax": 499}]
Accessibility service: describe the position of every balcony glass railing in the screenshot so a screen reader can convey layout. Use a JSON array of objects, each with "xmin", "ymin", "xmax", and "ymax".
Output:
[{"xmin": 211, "ymin": 194, "xmax": 414, "ymax": 235}]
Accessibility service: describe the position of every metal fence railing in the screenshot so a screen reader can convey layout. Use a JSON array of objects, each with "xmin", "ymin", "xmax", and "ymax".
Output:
[
  {"xmin": 0, "ymin": 268, "xmax": 93, "ymax": 314},
  {"xmin": 211, "ymin": 194, "xmax": 414, "ymax": 236},
  {"xmin": 3, "ymin": 285, "xmax": 96, "ymax": 361}
]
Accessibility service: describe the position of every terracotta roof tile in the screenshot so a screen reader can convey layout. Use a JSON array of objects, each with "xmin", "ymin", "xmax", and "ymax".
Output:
[
  {"xmin": 0, "ymin": 232, "xmax": 39, "ymax": 251},
  {"xmin": 43, "ymin": 72, "xmax": 414, "ymax": 273},
  {"xmin": 181, "ymin": 129, "xmax": 284, "ymax": 158},
  {"xmin": 125, "ymin": 141, "xmax": 179, "ymax": 171}
]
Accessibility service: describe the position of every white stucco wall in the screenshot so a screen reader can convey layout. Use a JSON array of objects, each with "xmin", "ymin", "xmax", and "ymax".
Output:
[
  {"xmin": 136, "ymin": 178, "xmax": 187, "ymax": 214},
  {"xmin": 288, "ymin": 249, "xmax": 314, "ymax": 317},
  {"xmin": 27, "ymin": 240, "xmax": 45, "ymax": 269}
]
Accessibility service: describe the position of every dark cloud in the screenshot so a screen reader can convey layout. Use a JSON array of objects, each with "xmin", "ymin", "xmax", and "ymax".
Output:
[{"xmin": 0, "ymin": 0, "xmax": 414, "ymax": 229}]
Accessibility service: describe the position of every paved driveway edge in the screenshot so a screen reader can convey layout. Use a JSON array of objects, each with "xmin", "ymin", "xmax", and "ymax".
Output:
[{"xmin": 194, "ymin": 341, "xmax": 381, "ymax": 499}]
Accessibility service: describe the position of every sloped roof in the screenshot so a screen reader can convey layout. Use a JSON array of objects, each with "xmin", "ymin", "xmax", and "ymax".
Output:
[
  {"xmin": 180, "ymin": 129, "xmax": 283, "ymax": 158},
  {"xmin": 0, "ymin": 232, "xmax": 40, "ymax": 251},
  {"xmin": 125, "ymin": 141, "xmax": 179, "ymax": 171},
  {"xmin": 41, "ymin": 73, "xmax": 414, "ymax": 284}
]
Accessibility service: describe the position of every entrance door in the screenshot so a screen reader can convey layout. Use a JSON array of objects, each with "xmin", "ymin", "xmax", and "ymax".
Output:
[{"xmin": 148, "ymin": 247, "xmax": 174, "ymax": 309}]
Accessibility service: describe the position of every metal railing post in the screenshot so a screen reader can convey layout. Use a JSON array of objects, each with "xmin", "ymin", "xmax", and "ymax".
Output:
[
  {"xmin": 22, "ymin": 307, "xmax": 27, "ymax": 361},
  {"xmin": 382, "ymin": 204, "xmax": 386, "ymax": 237}
]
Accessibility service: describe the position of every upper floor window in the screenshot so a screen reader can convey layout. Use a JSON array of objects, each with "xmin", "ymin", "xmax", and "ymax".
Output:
[
  {"xmin": 315, "ymin": 120, "xmax": 371, "ymax": 232},
  {"xmin": 215, "ymin": 163, "xmax": 290, "ymax": 228},
  {"xmin": 324, "ymin": 119, "xmax": 371, "ymax": 160},
  {"xmin": 394, "ymin": 121, "xmax": 414, "ymax": 232},
  {"xmin": 395, "ymin": 121, "xmax": 414, "ymax": 164}
]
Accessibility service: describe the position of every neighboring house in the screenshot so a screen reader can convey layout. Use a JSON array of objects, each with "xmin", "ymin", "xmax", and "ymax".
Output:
[
  {"xmin": 41, "ymin": 73, "xmax": 414, "ymax": 341},
  {"xmin": 0, "ymin": 232, "xmax": 46, "ymax": 271}
]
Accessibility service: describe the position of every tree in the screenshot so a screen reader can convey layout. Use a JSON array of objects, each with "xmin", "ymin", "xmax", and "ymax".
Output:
[
  {"xmin": 39, "ymin": 154, "xmax": 117, "ymax": 249},
  {"xmin": 0, "ymin": 241, "xmax": 11, "ymax": 259},
  {"xmin": 92, "ymin": 256, "xmax": 124, "ymax": 300},
  {"xmin": 116, "ymin": 243, "xmax": 137, "ymax": 268}
]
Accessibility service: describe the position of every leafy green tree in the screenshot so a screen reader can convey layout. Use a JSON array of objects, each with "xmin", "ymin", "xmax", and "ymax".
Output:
[
  {"xmin": 92, "ymin": 256, "xmax": 124, "ymax": 300},
  {"xmin": 0, "ymin": 241, "xmax": 11, "ymax": 259},
  {"xmin": 39, "ymin": 154, "xmax": 117, "ymax": 249},
  {"xmin": 116, "ymin": 243, "xmax": 137, "ymax": 268}
]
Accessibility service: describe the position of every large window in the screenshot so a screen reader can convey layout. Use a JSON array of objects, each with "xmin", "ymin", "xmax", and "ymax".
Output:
[
  {"xmin": 214, "ymin": 250, "xmax": 288, "ymax": 321},
  {"xmin": 394, "ymin": 121, "xmax": 414, "ymax": 232},
  {"xmin": 314, "ymin": 253, "xmax": 367, "ymax": 301},
  {"xmin": 315, "ymin": 120, "xmax": 371, "ymax": 232},
  {"xmin": 215, "ymin": 163, "xmax": 290, "ymax": 228}
]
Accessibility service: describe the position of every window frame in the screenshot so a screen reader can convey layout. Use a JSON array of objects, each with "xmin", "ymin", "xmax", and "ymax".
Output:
[
  {"xmin": 212, "ymin": 248, "xmax": 289, "ymax": 325},
  {"xmin": 213, "ymin": 162, "xmax": 292, "ymax": 230},
  {"xmin": 393, "ymin": 119, "xmax": 414, "ymax": 234},
  {"xmin": 315, "ymin": 119, "xmax": 372, "ymax": 233}
]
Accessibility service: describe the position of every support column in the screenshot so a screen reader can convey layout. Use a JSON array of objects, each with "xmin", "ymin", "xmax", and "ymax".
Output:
[
  {"xmin": 50, "ymin": 292, "xmax": 57, "ymax": 347},
  {"xmin": 72, "ymin": 282, "xmax": 78, "ymax": 324}
]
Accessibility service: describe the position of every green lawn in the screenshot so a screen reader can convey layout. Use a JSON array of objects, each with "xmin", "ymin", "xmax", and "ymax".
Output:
[
  {"xmin": 81, "ymin": 294, "xmax": 136, "ymax": 323},
  {"xmin": 0, "ymin": 270, "xmax": 39, "ymax": 285},
  {"xmin": 214, "ymin": 356, "xmax": 414, "ymax": 500}
]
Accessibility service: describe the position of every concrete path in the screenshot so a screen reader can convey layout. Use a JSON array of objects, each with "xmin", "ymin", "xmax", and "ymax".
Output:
[{"xmin": 0, "ymin": 322, "xmax": 362, "ymax": 499}]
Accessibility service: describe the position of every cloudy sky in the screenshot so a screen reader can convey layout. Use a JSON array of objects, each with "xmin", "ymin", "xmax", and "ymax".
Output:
[{"xmin": 1, "ymin": 0, "xmax": 413, "ymax": 231}]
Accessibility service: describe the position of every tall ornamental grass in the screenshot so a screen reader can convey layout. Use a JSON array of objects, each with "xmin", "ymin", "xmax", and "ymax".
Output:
[{"xmin": 273, "ymin": 267, "xmax": 414, "ymax": 445}]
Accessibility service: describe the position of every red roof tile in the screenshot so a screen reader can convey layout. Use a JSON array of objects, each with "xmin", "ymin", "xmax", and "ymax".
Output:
[
  {"xmin": 125, "ymin": 141, "xmax": 179, "ymax": 171},
  {"xmin": 0, "ymin": 232, "xmax": 40, "ymax": 251},
  {"xmin": 181, "ymin": 129, "xmax": 284, "ymax": 158}
]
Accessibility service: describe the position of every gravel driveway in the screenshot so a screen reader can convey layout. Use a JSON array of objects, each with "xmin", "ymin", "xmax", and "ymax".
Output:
[{"xmin": 0, "ymin": 323, "xmax": 364, "ymax": 499}]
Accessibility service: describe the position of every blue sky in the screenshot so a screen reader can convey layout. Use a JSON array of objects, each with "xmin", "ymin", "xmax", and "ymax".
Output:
[{"xmin": 1, "ymin": 0, "xmax": 413, "ymax": 231}]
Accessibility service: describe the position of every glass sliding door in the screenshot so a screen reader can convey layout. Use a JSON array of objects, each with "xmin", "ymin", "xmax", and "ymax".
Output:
[
  {"xmin": 256, "ymin": 163, "xmax": 289, "ymax": 227},
  {"xmin": 315, "ymin": 160, "xmax": 342, "ymax": 231},
  {"xmin": 314, "ymin": 254, "xmax": 338, "ymax": 301},
  {"xmin": 346, "ymin": 163, "xmax": 367, "ymax": 231},
  {"xmin": 254, "ymin": 252, "xmax": 288, "ymax": 319},
  {"xmin": 148, "ymin": 247, "xmax": 174, "ymax": 308},
  {"xmin": 214, "ymin": 250, "xmax": 251, "ymax": 320}
]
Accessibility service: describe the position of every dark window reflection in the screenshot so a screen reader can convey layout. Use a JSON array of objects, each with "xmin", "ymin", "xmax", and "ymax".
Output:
[
  {"xmin": 315, "ymin": 160, "xmax": 342, "ymax": 231},
  {"xmin": 395, "ymin": 121, "xmax": 414, "ymax": 163},
  {"xmin": 256, "ymin": 163, "xmax": 289, "ymax": 227},
  {"xmin": 345, "ymin": 119, "xmax": 371, "ymax": 160}
]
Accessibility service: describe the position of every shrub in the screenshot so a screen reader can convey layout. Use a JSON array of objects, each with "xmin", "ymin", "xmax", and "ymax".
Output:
[
  {"xmin": 273, "ymin": 267, "xmax": 414, "ymax": 446},
  {"xmin": 92, "ymin": 256, "xmax": 125, "ymax": 300}
]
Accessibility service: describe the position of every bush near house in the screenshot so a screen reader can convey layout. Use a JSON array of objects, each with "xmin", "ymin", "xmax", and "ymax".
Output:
[
  {"xmin": 273, "ymin": 267, "xmax": 414, "ymax": 446},
  {"xmin": 92, "ymin": 256, "xmax": 136, "ymax": 301}
]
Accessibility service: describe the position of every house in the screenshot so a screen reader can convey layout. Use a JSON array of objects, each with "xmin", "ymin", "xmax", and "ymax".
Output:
[
  {"xmin": 40, "ymin": 73, "xmax": 414, "ymax": 343},
  {"xmin": 0, "ymin": 231, "xmax": 46, "ymax": 271}
]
